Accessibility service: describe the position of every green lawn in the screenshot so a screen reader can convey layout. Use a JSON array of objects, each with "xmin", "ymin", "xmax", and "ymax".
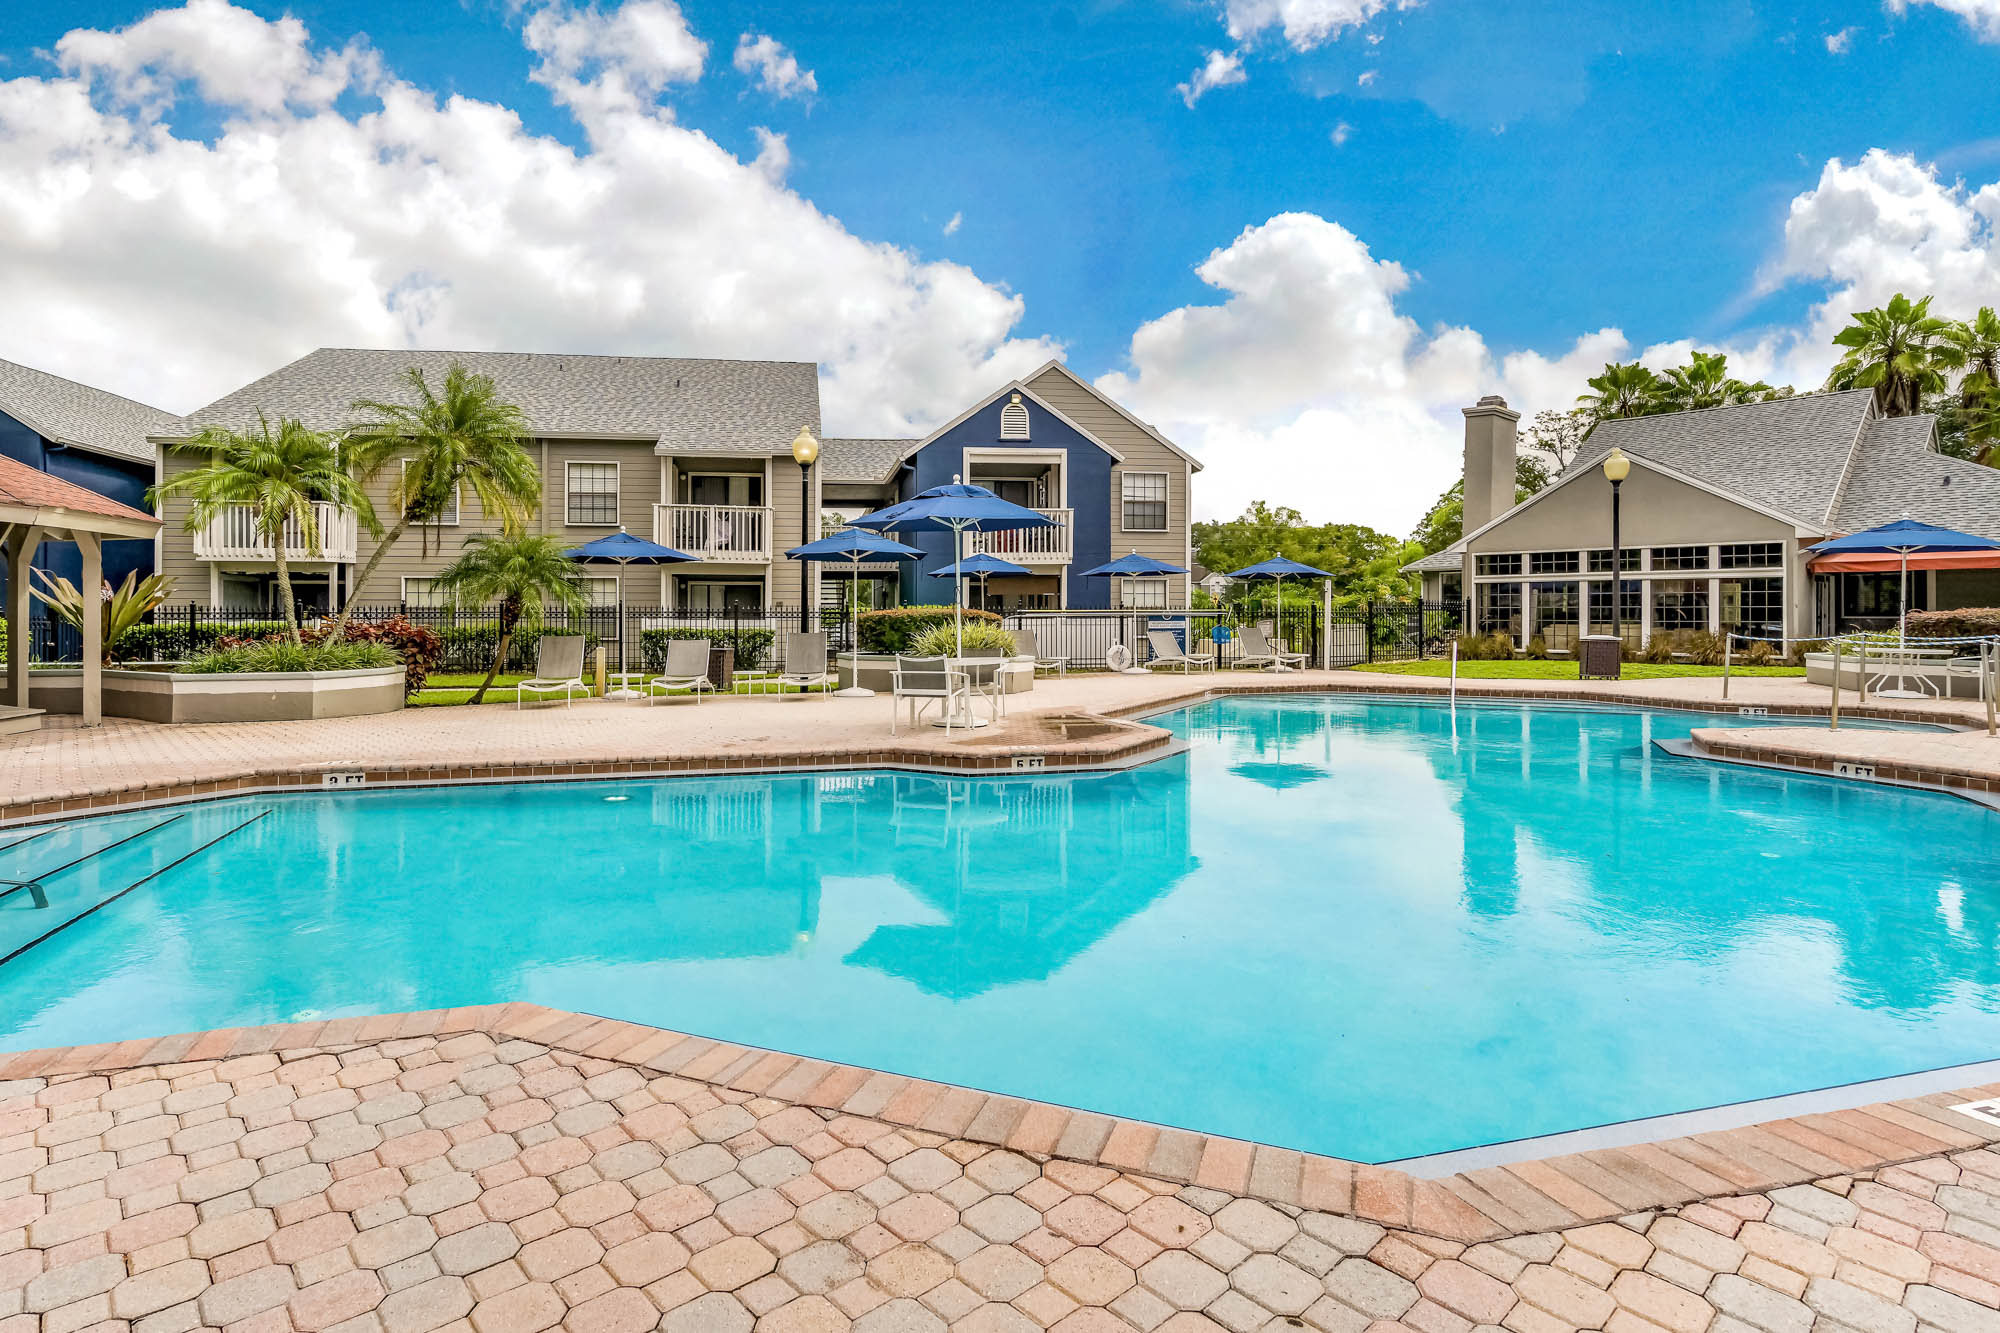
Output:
[{"xmin": 1347, "ymin": 659, "xmax": 1806, "ymax": 680}]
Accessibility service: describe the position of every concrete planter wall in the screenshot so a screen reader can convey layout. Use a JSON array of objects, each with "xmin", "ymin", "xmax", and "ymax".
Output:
[
  {"xmin": 1801, "ymin": 651, "xmax": 1985, "ymax": 700},
  {"xmin": 837, "ymin": 653, "xmax": 1034, "ymax": 695},
  {"xmin": 0, "ymin": 666, "xmax": 406, "ymax": 723}
]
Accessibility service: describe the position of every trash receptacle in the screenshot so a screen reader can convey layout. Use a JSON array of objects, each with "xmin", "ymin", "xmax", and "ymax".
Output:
[{"xmin": 1579, "ymin": 634, "xmax": 1622, "ymax": 680}]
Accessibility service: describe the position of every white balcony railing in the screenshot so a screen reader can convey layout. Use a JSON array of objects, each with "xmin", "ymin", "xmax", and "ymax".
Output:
[
  {"xmin": 194, "ymin": 503, "xmax": 357, "ymax": 562},
  {"xmin": 968, "ymin": 508, "xmax": 1072, "ymax": 564},
  {"xmin": 655, "ymin": 503, "xmax": 772, "ymax": 563}
]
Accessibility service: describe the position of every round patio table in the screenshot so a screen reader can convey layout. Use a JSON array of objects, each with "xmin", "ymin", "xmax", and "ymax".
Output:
[{"xmin": 933, "ymin": 657, "xmax": 1003, "ymax": 728}]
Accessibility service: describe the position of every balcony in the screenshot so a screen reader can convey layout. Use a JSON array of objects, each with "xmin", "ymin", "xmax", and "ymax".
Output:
[
  {"xmin": 968, "ymin": 508, "xmax": 1072, "ymax": 565},
  {"xmin": 194, "ymin": 504, "xmax": 357, "ymax": 562},
  {"xmin": 654, "ymin": 503, "xmax": 773, "ymax": 563}
]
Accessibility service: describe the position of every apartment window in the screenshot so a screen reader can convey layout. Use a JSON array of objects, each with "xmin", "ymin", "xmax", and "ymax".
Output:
[
  {"xmin": 566, "ymin": 461, "xmax": 620, "ymax": 527},
  {"xmin": 1474, "ymin": 552, "xmax": 1522, "ymax": 577},
  {"xmin": 1720, "ymin": 577, "xmax": 1784, "ymax": 635},
  {"xmin": 1649, "ymin": 545, "xmax": 1708, "ymax": 571},
  {"xmin": 1121, "ymin": 472, "xmax": 1168, "ymax": 531},
  {"xmin": 1528, "ymin": 550, "xmax": 1580, "ymax": 575},
  {"xmin": 1651, "ymin": 579, "xmax": 1710, "ymax": 631},
  {"xmin": 1718, "ymin": 542, "xmax": 1783, "ymax": 569},
  {"xmin": 1587, "ymin": 548, "xmax": 1641, "ymax": 572},
  {"xmin": 401, "ymin": 461, "xmax": 459, "ymax": 525},
  {"xmin": 579, "ymin": 576, "xmax": 620, "ymax": 607},
  {"xmin": 1118, "ymin": 577, "xmax": 1168, "ymax": 609},
  {"xmin": 401, "ymin": 577, "xmax": 452, "ymax": 607}
]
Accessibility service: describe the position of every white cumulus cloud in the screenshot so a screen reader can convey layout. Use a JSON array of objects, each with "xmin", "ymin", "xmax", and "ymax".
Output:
[
  {"xmin": 732, "ymin": 32, "xmax": 817, "ymax": 99},
  {"xmin": 1177, "ymin": 49, "xmax": 1247, "ymax": 107},
  {"xmin": 1221, "ymin": 0, "xmax": 1407, "ymax": 51},
  {"xmin": 1825, "ymin": 26, "xmax": 1857, "ymax": 53},
  {"xmin": 1888, "ymin": 0, "xmax": 2000, "ymax": 40},
  {"xmin": 0, "ymin": 0, "xmax": 1060, "ymax": 437}
]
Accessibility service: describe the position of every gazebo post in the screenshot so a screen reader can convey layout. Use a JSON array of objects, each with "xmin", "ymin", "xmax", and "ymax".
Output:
[
  {"xmin": 4, "ymin": 524, "xmax": 39, "ymax": 710},
  {"xmin": 77, "ymin": 532, "xmax": 103, "ymax": 727}
]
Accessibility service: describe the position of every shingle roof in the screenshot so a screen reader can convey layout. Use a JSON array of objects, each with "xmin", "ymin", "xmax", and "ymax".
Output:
[
  {"xmin": 1569, "ymin": 389, "xmax": 1877, "ymax": 528},
  {"xmin": 177, "ymin": 349, "xmax": 821, "ymax": 456},
  {"xmin": 0, "ymin": 358, "xmax": 179, "ymax": 464},
  {"xmin": 1402, "ymin": 548, "xmax": 1463, "ymax": 574},
  {"xmin": 819, "ymin": 438, "xmax": 915, "ymax": 484},
  {"xmin": 1831, "ymin": 416, "xmax": 2000, "ymax": 540},
  {"xmin": 0, "ymin": 453, "xmax": 157, "ymax": 524}
]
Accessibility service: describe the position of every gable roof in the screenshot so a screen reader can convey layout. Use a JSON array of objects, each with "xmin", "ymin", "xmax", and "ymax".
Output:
[
  {"xmin": 1569, "ymin": 388, "xmax": 1877, "ymax": 529},
  {"xmin": 0, "ymin": 358, "xmax": 180, "ymax": 464},
  {"xmin": 175, "ymin": 349, "xmax": 821, "ymax": 456},
  {"xmin": 1022, "ymin": 361, "xmax": 1205, "ymax": 472},
  {"xmin": 819, "ymin": 438, "xmax": 915, "ymax": 484},
  {"xmin": 0, "ymin": 453, "xmax": 158, "ymax": 531},
  {"xmin": 1832, "ymin": 416, "xmax": 2000, "ymax": 540}
]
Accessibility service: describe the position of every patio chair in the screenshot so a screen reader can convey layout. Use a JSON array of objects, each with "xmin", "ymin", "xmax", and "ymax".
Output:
[
  {"xmin": 1011, "ymin": 627, "xmax": 1066, "ymax": 676},
  {"xmin": 647, "ymin": 638, "xmax": 716, "ymax": 705},
  {"xmin": 776, "ymin": 632, "xmax": 833, "ymax": 698},
  {"xmin": 1236, "ymin": 624, "xmax": 1308, "ymax": 671},
  {"xmin": 891, "ymin": 656, "xmax": 969, "ymax": 735},
  {"xmin": 516, "ymin": 635, "xmax": 588, "ymax": 708},
  {"xmin": 1145, "ymin": 629, "xmax": 1211, "ymax": 673}
]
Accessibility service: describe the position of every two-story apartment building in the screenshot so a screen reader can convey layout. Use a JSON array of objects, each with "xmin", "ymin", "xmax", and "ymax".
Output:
[{"xmin": 151, "ymin": 350, "xmax": 1201, "ymax": 615}]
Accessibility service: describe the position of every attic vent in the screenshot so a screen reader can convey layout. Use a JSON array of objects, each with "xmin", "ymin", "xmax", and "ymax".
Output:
[{"xmin": 1000, "ymin": 392, "xmax": 1030, "ymax": 440}]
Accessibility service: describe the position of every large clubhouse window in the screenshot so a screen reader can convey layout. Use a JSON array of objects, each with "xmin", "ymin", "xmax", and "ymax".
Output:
[
  {"xmin": 1587, "ymin": 548, "xmax": 1640, "ymax": 572},
  {"xmin": 1118, "ymin": 577, "xmax": 1169, "ymax": 609},
  {"xmin": 1121, "ymin": 472, "xmax": 1168, "ymax": 531},
  {"xmin": 1528, "ymin": 550, "xmax": 1580, "ymax": 575},
  {"xmin": 1476, "ymin": 582, "xmax": 1521, "ymax": 637},
  {"xmin": 1587, "ymin": 579, "xmax": 1643, "ymax": 634},
  {"xmin": 1720, "ymin": 578, "xmax": 1783, "ymax": 636},
  {"xmin": 401, "ymin": 460, "xmax": 459, "ymax": 525},
  {"xmin": 1474, "ymin": 553, "xmax": 1522, "ymax": 577},
  {"xmin": 1839, "ymin": 572, "xmax": 1926, "ymax": 619},
  {"xmin": 1718, "ymin": 542, "xmax": 1783, "ymax": 569},
  {"xmin": 1651, "ymin": 579, "xmax": 1709, "ymax": 631},
  {"xmin": 1649, "ymin": 546, "xmax": 1708, "ymax": 571},
  {"xmin": 566, "ymin": 462, "xmax": 619, "ymax": 526},
  {"xmin": 1529, "ymin": 582, "xmax": 1581, "ymax": 652}
]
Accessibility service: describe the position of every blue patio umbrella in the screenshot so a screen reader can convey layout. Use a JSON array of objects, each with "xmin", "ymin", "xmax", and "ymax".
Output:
[
  {"xmin": 852, "ymin": 479, "xmax": 1054, "ymax": 657},
  {"xmin": 1227, "ymin": 556, "xmax": 1332, "ymax": 671},
  {"xmin": 1078, "ymin": 551, "xmax": 1191, "ymax": 673},
  {"xmin": 786, "ymin": 529, "xmax": 925, "ymax": 696},
  {"xmin": 562, "ymin": 528, "xmax": 695, "ymax": 684},
  {"xmin": 928, "ymin": 551, "xmax": 1032, "ymax": 615},
  {"xmin": 1807, "ymin": 517, "xmax": 2000, "ymax": 644}
]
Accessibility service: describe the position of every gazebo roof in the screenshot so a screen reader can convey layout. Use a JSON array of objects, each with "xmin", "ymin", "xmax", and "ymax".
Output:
[{"xmin": 0, "ymin": 454, "xmax": 158, "ymax": 539}]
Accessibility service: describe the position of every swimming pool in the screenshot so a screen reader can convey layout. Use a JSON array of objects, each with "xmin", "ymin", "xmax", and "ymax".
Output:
[{"xmin": 3, "ymin": 695, "xmax": 1996, "ymax": 1163}]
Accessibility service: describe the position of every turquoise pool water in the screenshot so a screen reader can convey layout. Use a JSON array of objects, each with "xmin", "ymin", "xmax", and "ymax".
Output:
[{"xmin": 2, "ymin": 695, "xmax": 1997, "ymax": 1162}]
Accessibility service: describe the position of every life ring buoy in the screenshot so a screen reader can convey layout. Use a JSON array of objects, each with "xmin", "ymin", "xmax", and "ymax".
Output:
[{"xmin": 1105, "ymin": 644, "xmax": 1133, "ymax": 671}]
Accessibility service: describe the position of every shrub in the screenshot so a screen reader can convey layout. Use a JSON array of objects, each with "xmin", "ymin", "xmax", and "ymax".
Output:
[
  {"xmin": 1681, "ymin": 630, "xmax": 1723, "ymax": 666},
  {"xmin": 908, "ymin": 622, "xmax": 1017, "ymax": 658},
  {"xmin": 858, "ymin": 606, "xmax": 1002, "ymax": 653},
  {"xmin": 1786, "ymin": 637, "xmax": 1829, "ymax": 666},
  {"xmin": 179, "ymin": 641, "xmax": 400, "ymax": 674},
  {"xmin": 315, "ymin": 616, "xmax": 442, "ymax": 695},
  {"xmin": 1450, "ymin": 631, "xmax": 1515, "ymax": 660},
  {"xmin": 639, "ymin": 626, "xmax": 775, "ymax": 673},
  {"xmin": 1643, "ymin": 631, "xmax": 1679, "ymax": 663},
  {"xmin": 1739, "ymin": 638, "xmax": 1777, "ymax": 667},
  {"xmin": 1523, "ymin": 634, "xmax": 1548, "ymax": 660},
  {"xmin": 1906, "ymin": 607, "xmax": 2000, "ymax": 639},
  {"xmin": 112, "ymin": 620, "xmax": 289, "ymax": 662}
]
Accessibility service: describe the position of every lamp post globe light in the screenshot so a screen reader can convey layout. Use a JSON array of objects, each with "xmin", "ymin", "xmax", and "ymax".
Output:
[
  {"xmin": 1602, "ymin": 446, "xmax": 1630, "ymax": 656},
  {"xmin": 792, "ymin": 427, "xmax": 819, "ymax": 631}
]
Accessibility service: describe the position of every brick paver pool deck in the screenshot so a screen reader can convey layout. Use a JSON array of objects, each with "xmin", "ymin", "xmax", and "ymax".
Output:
[{"xmin": 5, "ymin": 671, "xmax": 2000, "ymax": 1328}]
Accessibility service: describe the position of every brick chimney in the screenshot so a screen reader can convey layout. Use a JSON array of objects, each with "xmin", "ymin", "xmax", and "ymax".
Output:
[{"xmin": 1461, "ymin": 394, "xmax": 1520, "ymax": 538}]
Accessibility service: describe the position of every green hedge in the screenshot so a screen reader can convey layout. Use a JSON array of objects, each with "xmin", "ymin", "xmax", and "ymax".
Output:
[
  {"xmin": 639, "ymin": 627, "xmax": 774, "ymax": 672},
  {"xmin": 178, "ymin": 641, "xmax": 401, "ymax": 674},
  {"xmin": 111, "ymin": 620, "xmax": 290, "ymax": 662},
  {"xmin": 1906, "ymin": 608, "xmax": 2000, "ymax": 639},
  {"xmin": 857, "ymin": 606, "xmax": 1003, "ymax": 654},
  {"xmin": 433, "ymin": 623, "xmax": 600, "ymax": 672}
]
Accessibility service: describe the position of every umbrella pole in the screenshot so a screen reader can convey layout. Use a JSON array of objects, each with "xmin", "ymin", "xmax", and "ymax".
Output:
[
  {"xmin": 1900, "ymin": 548, "xmax": 1909, "ymax": 647},
  {"xmin": 835, "ymin": 554, "xmax": 875, "ymax": 698}
]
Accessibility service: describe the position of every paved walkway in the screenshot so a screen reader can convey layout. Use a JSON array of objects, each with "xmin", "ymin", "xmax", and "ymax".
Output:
[{"xmin": 8, "ymin": 1009, "xmax": 2000, "ymax": 1333}]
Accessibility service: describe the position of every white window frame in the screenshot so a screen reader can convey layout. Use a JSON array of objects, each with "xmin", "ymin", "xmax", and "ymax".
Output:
[
  {"xmin": 400, "ymin": 576, "xmax": 455, "ymax": 607},
  {"xmin": 1118, "ymin": 576, "xmax": 1169, "ymax": 609},
  {"xmin": 1120, "ymin": 470, "xmax": 1169, "ymax": 532},
  {"xmin": 400, "ymin": 460, "xmax": 460, "ymax": 526},
  {"xmin": 565, "ymin": 460, "xmax": 621, "ymax": 528},
  {"xmin": 578, "ymin": 575, "xmax": 620, "ymax": 607}
]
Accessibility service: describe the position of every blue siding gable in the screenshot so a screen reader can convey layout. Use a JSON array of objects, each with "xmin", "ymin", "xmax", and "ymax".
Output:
[
  {"xmin": 0, "ymin": 410, "xmax": 156, "ymax": 602},
  {"xmin": 900, "ymin": 393, "xmax": 1116, "ymax": 609}
]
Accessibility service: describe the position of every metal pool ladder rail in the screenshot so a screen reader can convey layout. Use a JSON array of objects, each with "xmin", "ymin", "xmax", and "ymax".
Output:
[{"xmin": 0, "ymin": 808, "xmax": 270, "ymax": 967}]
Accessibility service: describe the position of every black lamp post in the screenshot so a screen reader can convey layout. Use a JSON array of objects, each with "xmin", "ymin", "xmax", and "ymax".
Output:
[
  {"xmin": 1603, "ymin": 447, "xmax": 1630, "ymax": 650},
  {"xmin": 791, "ymin": 427, "xmax": 819, "ymax": 631}
]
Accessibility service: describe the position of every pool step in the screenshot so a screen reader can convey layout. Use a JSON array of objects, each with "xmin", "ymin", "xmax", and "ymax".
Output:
[{"xmin": 0, "ymin": 808, "xmax": 269, "ymax": 966}]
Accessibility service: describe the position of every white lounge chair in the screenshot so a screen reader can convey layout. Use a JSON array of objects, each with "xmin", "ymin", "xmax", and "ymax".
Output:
[
  {"xmin": 1234, "ymin": 624, "xmax": 1308, "ymax": 671},
  {"xmin": 1011, "ymin": 627, "xmax": 1066, "ymax": 677},
  {"xmin": 1145, "ymin": 628, "xmax": 1211, "ymax": 673},
  {"xmin": 891, "ymin": 656, "xmax": 968, "ymax": 735},
  {"xmin": 777, "ymin": 632, "xmax": 833, "ymax": 698},
  {"xmin": 648, "ymin": 638, "xmax": 716, "ymax": 705},
  {"xmin": 517, "ymin": 635, "xmax": 589, "ymax": 708}
]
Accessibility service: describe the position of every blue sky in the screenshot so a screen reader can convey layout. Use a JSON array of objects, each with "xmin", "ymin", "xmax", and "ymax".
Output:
[{"xmin": 4, "ymin": 0, "xmax": 1998, "ymax": 525}]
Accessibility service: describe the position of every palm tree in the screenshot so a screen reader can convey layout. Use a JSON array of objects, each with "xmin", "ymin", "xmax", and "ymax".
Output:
[
  {"xmin": 328, "ymin": 362, "xmax": 542, "ymax": 640},
  {"xmin": 1651, "ymin": 351, "xmax": 1774, "ymax": 412},
  {"xmin": 1576, "ymin": 362, "xmax": 1660, "ymax": 425},
  {"xmin": 1826, "ymin": 293, "xmax": 1958, "ymax": 416},
  {"xmin": 150, "ymin": 415, "xmax": 374, "ymax": 645},
  {"xmin": 429, "ymin": 534, "xmax": 588, "ymax": 704},
  {"xmin": 1946, "ymin": 307, "xmax": 2000, "ymax": 394}
]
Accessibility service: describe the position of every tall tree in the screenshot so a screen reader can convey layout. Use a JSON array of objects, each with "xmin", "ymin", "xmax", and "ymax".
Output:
[
  {"xmin": 1520, "ymin": 407, "xmax": 1589, "ymax": 471},
  {"xmin": 1826, "ymin": 293, "xmax": 1958, "ymax": 416},
  {"xmin": 428, "ymin": 534, "xmax": 588, "ymax": 704},
  {"xmin": 1650, "ymin": 350, "xmax": 1774, "ymax": 412},
  {"xmin": 1193, "ymin": 501, "xmax": 1414, "ymax": 605},
  {"xmin": 151, "ymin": 415, "xmax": 374, "ymax": 645},
  {"xmin": 1576, "ymin": 362, "xmax": 1659, "ymax": 424},
  {"xmin": 330, "ymin": 362, "xmax": 542, "ymax": 639}
]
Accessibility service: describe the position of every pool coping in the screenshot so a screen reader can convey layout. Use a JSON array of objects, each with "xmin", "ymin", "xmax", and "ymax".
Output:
[{"xmin": 6, "ymin": 1001, "xmax": 1999, "ymax": 1247}]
